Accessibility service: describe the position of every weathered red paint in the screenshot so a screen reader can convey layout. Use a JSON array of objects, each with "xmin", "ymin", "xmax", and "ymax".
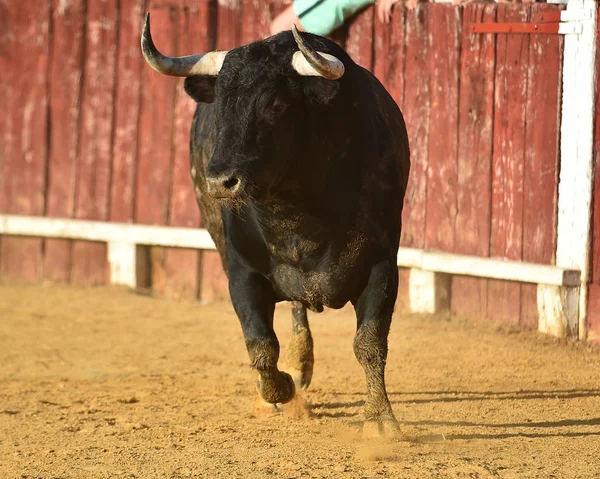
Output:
[
  {"xmin": 400, "ymin": 4, "xmax": 430, "ymax": 249},
  {"xmin": 164, "ymin": 4, "xmax": 211, "ymax": 300},
  {"xmin": 0, "ymin": 1, "xmax": 51, "ymax": 281},
  {"xmin": 136, "ymin": 7, "xmax": 179, "ymax": 294},
  {"xmin": 587, "ymin": 9, "xmax": 600, "ymax": 342},
  {"xmin": 216, "ymin": 0, "xmax": 242, "ymax": 50},
  {"xmin": 451, "ymin": 3, "xmax": 496, "ymax": 319},
  {"xmin": 241, "ymin": 0, "xmax": 271, "ymax": 44},
  {"xmin": 346, "ymin": 5, "xmax": 374, "ymax": 70},
  {"xmin": 110, "ymin": 0, "xmax": 145, "ymax": 224},
  {"xmin": 520, "ymin": 3, "xmax": 563, "ymax": 329},
  {"xmin": 43, "ymin": 0, "xmax": 85, "ymax": 283},
  {"xmin": 373, "ymin": 3, "xmax": 405, "ymax": 109},
  {"xmin": 424, "ymin": 4, "xmax": 460, "ymax": 252},
  {"xmin": 488, "ymin": 4, "xmax": 530, "ymax": 324},
  {"xmin": 200, "ymin": 251, "xmax": 230, "ymax": 302}
]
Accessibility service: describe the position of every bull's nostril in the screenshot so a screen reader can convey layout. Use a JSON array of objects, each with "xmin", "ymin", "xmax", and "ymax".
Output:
[{"xmin": 223, "ymin": 177, "xmax": 239, "ymax": 190}]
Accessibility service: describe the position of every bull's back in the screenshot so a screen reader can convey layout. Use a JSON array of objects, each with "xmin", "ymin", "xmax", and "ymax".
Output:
[{"xmin": 190, "ymin": 103, "xmax": 228, "ymax": 272}]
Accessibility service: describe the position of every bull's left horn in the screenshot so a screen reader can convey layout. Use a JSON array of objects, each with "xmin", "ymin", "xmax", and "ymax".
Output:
[
  {"xmin": 141, "ymin": 12, "xmax": 227, "ymax": 77},
  {"xmin": 291, "ymin": 25, "xmax": 344, "ymax": 80}
]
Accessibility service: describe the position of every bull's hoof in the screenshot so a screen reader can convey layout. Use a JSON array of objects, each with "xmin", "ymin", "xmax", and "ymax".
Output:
[
  {"xmin": 282, "ymin": 328, "xmax": 314, "ymax": 390},
  {"xmin": 252, "ymin": 393, "xmax": 311, "ymax": 419},
  {"xmin": 256, "ymin": 371, "xmax": 296, "ymax": 404},
  {"xmin": 285, "ymin": 365, "xmax": 313, "ymax": 391},
  {"xmin": 362, "ymin": 417, "xmax": 401, "ymax": 440}
]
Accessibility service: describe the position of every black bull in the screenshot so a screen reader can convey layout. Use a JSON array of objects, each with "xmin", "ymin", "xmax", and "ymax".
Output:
[{"xmin": 142, "ymin": 13, "xmax": 410, "ymax": 436}]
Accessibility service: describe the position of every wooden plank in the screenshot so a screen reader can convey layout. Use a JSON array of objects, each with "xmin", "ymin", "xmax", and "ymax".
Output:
[
  {"xmin": 136, "ymin": 7, "xmax": 179, "ymax": 295},
  {"xmin": 110, "ymin": 0, "xmax": 145, "ymax": 224},
  {"xmin": 487, "ymin": 4, "xmax": 530, "ymax": 324},
  {"xmin": 43, "ymin": 0, "xmax": 86, "ymax": 283},
  {"xmin": 395, "ymin": 268, "xmax": 411, "ymax": 313},
  {"xmin": 216, "ymin": 0, "xmax": 242, "ymax": 50},
  {"xmin": 0, "ymin": 1, "xmax": 51, "ymax": 281},
  {"xmin": 0, "ymin": 215, "xmax": 216, "ymax": 249},
  {"xmin": 241, "ymin": 0, "xmax": 271, "ymax": 44},
  {"xmin": 200, "ymin": 250, "xmax": 229, "ymax": 302},
  {"xmin": 164, "ymin": 5, "xmax": 211, "ymax": 300},
  {"xmin": 451, "ymin": 3, "xmax": 496, "ymax": 319},
  {"xmin": 400, "ymin": 4, "xmax": 430, "ymax": 249},
  {"xmin": 345, "ymin": 5, "xmax": 374, "ymax": 70},
  {"xmin": 521, "ymin": 3, "xmax": 563, "ymax": 329},
  {"xmin": 587, "ymin": 284, "xmax": 600, "ymax": 343},
  {"xmin": 270, "ymin": 0, "xmax": 292, "ymax": 19},
  {"xmin": 424, "ymin": 4, "xmax": 460, "ymax": 252},
  {"xmin": 197, "ymin": 0, "xmax": 241, "ymax": 300},
  {"xmin": 71, "ymin": 0, "xmax": 119, "ymax": 285},
  {"xmin": 588, "ymin": 10, "xmax": 600, "ymax": 341},
  {"xmin": 373, "ymin": 3, "xmax": 405, "ymax": 108}
]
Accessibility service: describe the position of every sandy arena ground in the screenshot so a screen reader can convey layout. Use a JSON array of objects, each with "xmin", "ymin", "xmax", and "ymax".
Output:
[{"xmin": 1, "ymin": 281, "xmax": 600, "ymax": 478}]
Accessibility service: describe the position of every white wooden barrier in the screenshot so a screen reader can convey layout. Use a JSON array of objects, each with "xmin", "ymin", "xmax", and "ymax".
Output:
[
  {"xmin": 555, "ymin": 0, "xmax": 597, "ymax": 340},
  {"xmin": 0, "ymin": 214, "xmax": 581, "ymax": 338}
]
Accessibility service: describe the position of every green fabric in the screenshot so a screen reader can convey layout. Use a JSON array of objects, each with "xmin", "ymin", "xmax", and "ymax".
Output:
[{"xmin": 293, "ymin": 0, "xmax": 375, "ymax": 36}]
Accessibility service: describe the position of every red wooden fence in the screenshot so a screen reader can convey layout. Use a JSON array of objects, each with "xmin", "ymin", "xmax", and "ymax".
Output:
[{"xmin": 0, "ymin": 1, "xmax": 565, "ymax": 327}]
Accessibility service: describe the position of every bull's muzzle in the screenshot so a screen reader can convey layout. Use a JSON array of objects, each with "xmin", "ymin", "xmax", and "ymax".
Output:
[{"xmin": 206, "ymin": 173, "xmax": 245, "ymax": 199}]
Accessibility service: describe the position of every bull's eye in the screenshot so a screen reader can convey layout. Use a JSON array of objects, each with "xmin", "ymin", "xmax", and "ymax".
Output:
[{"xmin": 271, "ymin": 98, "xmax": 287, "ymax": 115}]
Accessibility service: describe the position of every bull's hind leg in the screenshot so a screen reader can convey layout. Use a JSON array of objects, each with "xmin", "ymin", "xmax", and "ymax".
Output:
[
  {"xmin": 282, "ymin": 302, "xmax": 314, "ymax": 390},
  {"xmin": 229, "ymin": 267, "xmax": 295, "ymax": 405},
  {"xmin": 353, "ymin": 258, "xmax": 399, "ymax": 438}
]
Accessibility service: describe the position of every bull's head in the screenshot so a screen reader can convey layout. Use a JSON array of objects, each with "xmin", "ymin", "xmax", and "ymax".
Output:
[{"xmin": 141, "ymin": 13, "xmax": 347, "ymax": 204}]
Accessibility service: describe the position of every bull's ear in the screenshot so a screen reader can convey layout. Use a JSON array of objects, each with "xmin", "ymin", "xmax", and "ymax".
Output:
[
  {"xmin": 184, "ymin": 76, "xmax": 217, "ymax": 103},
  {"xmin": 303, "ymin": 77, "xmax": 340, "ymax": 106}
]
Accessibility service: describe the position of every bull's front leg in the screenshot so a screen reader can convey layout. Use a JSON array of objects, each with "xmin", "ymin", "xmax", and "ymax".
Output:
[
  {"xmin": 353, "ymin": 257, "xmax": 399, "ymax": 437},
  {"xmin": 282, "ymin": 302, "xmax": 314, "ymax": 390},
  {"xmin": 229, "ymin": 265, "xmax": 295, "ymax": 405}
]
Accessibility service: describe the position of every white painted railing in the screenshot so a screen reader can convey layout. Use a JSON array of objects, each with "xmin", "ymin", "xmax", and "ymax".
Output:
[{"xmin": 0, "ymin": 214, "xmax": 581, "ymax": 338}]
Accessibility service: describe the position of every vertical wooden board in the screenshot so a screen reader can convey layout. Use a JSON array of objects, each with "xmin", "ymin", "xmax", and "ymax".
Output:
[
  {"xmin": 591, "ymin": 10, "xmax": 600, "ymax": 286},
  {"xmin": 0, "ymin": 1, "xmax": 51, "ymax": 281},
  {"xmin": 241, "ymin": 0, "xmax": 271, "ymax": 44},
  {"xmin": 373, "ymin": 3, "xmax": 405, "ymax": 108},
  {"xmin": 588, "ymin": 13, "xmax": 600, "ymax": 338},
  {"xmin": 270, "ymin": 0, "xmax": 292, "ymax": 18},
  {"xmin": 136, "ymin": 7, "xmax": 178, "ymax": 294},
  {"xmin": 520, "ymin": 3, "xmax": 563, "ymax": 329},
  {"xmin": 424, "ymin": 4, "xmax": 460, "ymax": 252},
  {"xmin": 71, "ymin": 0, "xmax": 119, "ymax": 285},
  {"xmin": 400, "ymin": 4, "xmax": 430, "ymax": 249},
  {"xmin": 43, "ymin": 0, "xmax": 86, "ymax": 283},
  {"xmin": 451, "ymin": 277, "xmax": 488, "ymax": 320},
  {"xmin": 487, "ymin": 4, "xmax": 530, "ymax": 324},
  {"xmin": 164, "ymin": 5, "xmax": 212, "ymax": 300},
  {"xmin": 519, "ymin": 284, "xmax": 538, "ymax": 330},
  {"xmin": 395, "ymin": 268, "xmax": 411, "ymax": 313},
  {"xmin": 587, "ymin": 284, "xmax": 600, "ymax": 343},
  {"xmin": 110, "ymin": 0, "xmax": 145, "ymax": 223},
  {"xmin": 200, "ymin": 251, "xmax": 230, "ymax": 302},
  {"xmin": 136, "ymin": 7, "xmax": 177, "ymax": 227},
  {"xmin": 345, "ymin": 5, "xmax": 374, "ymax": 70},
  {"xmin": 522, "ymin": 4, "xmax": 562, "ymax": 265},
  {"xmin": 216, "ymin": 0, "xmax": 242, "ymax": 50},
  {"xmin": 451, "ymin": 3, "xmax": 496, "ymax": 319}
]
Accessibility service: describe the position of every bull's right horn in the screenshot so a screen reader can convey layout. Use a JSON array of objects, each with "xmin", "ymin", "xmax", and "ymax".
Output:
[
  {"xmin": 141, "ymin": 12, "xmax": 227, "ymax": 77},
  {"xmin": 291, "ymin": 24, "xmax": 345, "ymax": 80}
]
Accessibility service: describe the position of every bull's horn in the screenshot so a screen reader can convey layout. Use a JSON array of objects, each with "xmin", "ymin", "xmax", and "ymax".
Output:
[
  {"xmin": 141, "ymin": 12, "xmax": 227, "ymax": 77},
  {"xmin": 291, "ymin": 25, "xmax": 344, "ymax": 80}
]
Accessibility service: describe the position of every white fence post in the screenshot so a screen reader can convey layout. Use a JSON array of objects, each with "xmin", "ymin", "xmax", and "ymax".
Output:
[
  {"xmin": 107, "ymin": 241, "xmax": 137, "ymax": 288},
  {"xmin": 554, "ymin": 0, "xmax": 597, "ymax": 339}
]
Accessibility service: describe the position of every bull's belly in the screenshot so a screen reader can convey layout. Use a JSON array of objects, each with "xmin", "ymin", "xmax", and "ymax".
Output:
[{"xmin": 269, "ymin": 263, "xmax": 360, "ymax": 312}]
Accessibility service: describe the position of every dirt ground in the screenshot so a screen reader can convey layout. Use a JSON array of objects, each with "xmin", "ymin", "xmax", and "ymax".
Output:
[{"xmin": 1, "ymin": 281, "xmax": 600, "ymax": 479}]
